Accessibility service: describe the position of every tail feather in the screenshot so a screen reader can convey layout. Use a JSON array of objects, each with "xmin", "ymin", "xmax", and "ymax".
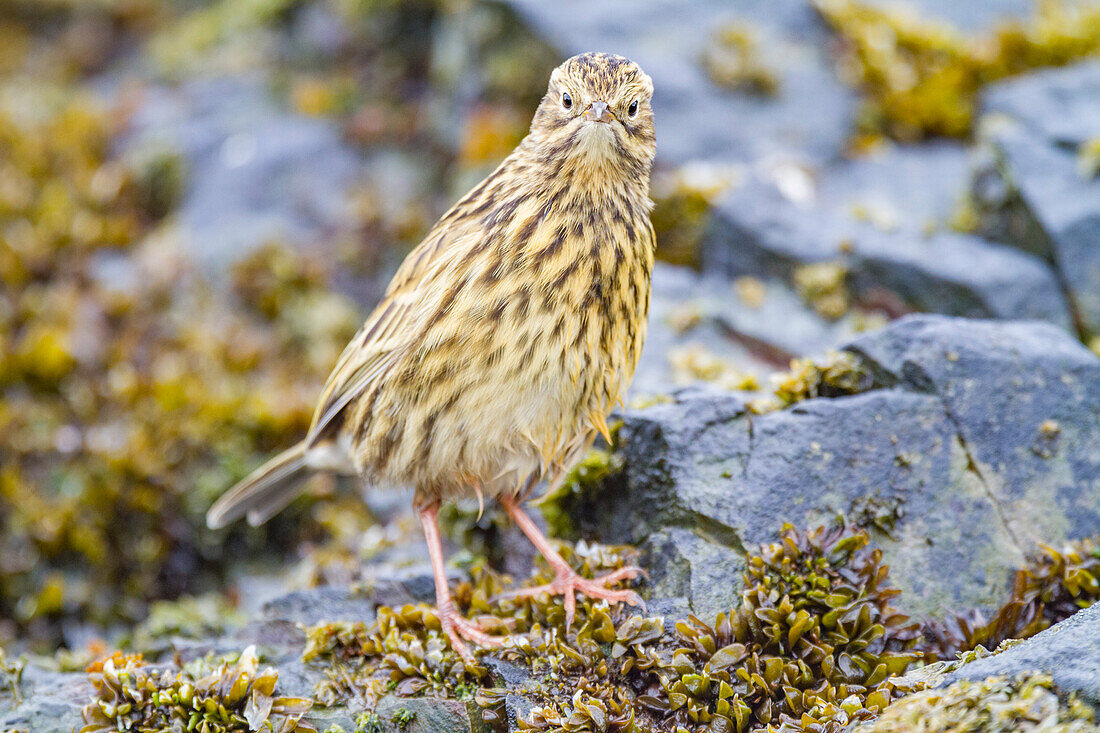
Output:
[{"xmin": 206, "ymin": 443, "xmax": 310, "ymax": 529}]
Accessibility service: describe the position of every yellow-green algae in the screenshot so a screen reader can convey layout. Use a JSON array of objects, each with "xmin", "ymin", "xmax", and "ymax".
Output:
[
  {"xmin": 668, "ymin": 344, "xmax": 762, "ymax": 392},
  {"xmin": 1079, "ymin": 138, "xmax": 1100, "ymax": 180},
  {"xmin": 80, "ymin": 646, "xmax": 315, "ymax": 733},
  {"xmin": 815, "ymin": 0, "xmax": 1100, "ymax": 142},
  {"xmin": 0, "ymin": 643, "xmax": 26, "ymax": 704},
  {"xmin": 752, "ymin": 351, "xmax": 873, "ymax": 413},
  {"xmin": 793, "ymin": 262, "xmax": 851, "ymax": 321},
  {"xmin": 0, "ymin": 100, "xmax": 361, "ymax": 641},
  {"xmin": 699, "ymin": 24, "xmax": 781, "ymax": 97},
  {"xmin": 304, "ymin": 525, "xmax": 926, "ymax": 733},
  {"xmin": 920, "ymin": 535, "xmax": 1100, "ymax": 658},
  {"xmin": 857, "ymin": 673, "xmax": 1099, "ymax": 732},
  {"xmin": 297, "ymin": 523, "xmax": 1100, "ymax": 732}
]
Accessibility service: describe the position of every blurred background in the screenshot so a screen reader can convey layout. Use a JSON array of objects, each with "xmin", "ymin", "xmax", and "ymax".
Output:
[{"xmin": 1, "ymin": 0, "xmax": 1099, "ymax": 660}]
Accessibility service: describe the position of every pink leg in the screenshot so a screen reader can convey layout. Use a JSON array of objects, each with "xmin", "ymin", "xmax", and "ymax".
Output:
[
  {"xmin": 498, "ymin": 494, "xmax": 644, "ymax": 628},
  {"xmin": 417, "ymin": 502, "xmax": 503, "ymax": 663}
]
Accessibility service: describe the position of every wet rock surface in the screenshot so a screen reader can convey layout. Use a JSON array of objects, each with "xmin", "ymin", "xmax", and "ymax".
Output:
[
  {"xmin": 585, "ymin": 316, "xmax": 1100, "ymax": 619},
  {"xmin": 702, "ymin": 178, "xmax": 1074, "ymax": 330},
  {"xmin": 976, "ymin": 62, "xmax": 1100, "ymax": 337},
  {"xmin": 941, "ymin": 601, "xmax": 1100, "ymax": 707}
]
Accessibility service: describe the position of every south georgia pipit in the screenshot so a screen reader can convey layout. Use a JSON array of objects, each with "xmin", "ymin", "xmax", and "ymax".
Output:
[{"xmin": 207, "ymin": 52, "xmax": 657, "ymax": 662}]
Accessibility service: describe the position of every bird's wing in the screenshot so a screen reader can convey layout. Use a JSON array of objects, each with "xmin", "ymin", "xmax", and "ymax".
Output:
[{"xmin": 304, "ymin": 219, "xmax": 477, "ymax": 446}]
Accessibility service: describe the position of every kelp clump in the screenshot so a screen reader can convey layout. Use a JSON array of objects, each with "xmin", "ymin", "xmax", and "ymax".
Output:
[
  {"xmin": 793, "ymin": 262, "xmax": 851, "ymax": 321},
  {"xmin": 700, "ymin": 24, "xmax": 781, "ymax": 97},
  {"xmin": 80, "ymin": 646, "xmax": 314, "ymax": 733},
  {"xmin": 304, "ymin": 605, "xmax": 487, "ymax": 705},
  {"xmin": 856, "ymin": 673, "xmax": 1099, "ymax": 733},
  {"xmin": 921, "ymin": 535, "xmax": 1100, "ymax": 658},
  {"xmin": 815, "ymin": 0, "xmax": 1100, "ymax": 141}
]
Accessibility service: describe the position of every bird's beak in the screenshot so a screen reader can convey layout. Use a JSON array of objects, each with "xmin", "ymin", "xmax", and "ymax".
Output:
[{"xmin": 585, "ymin": 100, "xmax": 611, "ymax": 123}]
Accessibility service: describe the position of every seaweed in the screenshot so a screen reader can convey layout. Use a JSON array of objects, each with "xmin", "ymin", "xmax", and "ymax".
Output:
[
  {"xmin": 856, "ymin": 673, "xmax": 1098, "ymax": 732},
  {"xmin": 0, "ymin": 643, "xmax": 26, "ymax": 704},
  {"xmin": 815, "ymin": 0, "xmax": 1100, "ymax": 142},
  {"xmin": 793, "ymin": 262, "xmax": 851, "ymax": 321},
  {"xmin": 0, "ymin": 101, "xmax": 360, "ymax": 643},
  {"xmin": 700, "ymin": 24, "xmax": 781, "ymax": 97},
  {"xmin": 920, "ymin": 536, "xmax": 1100, "ymax": 658},
  {"xmin": 80, "ymin": 646, "xmax": 315, "ymax": 733},
  {"xmin": 304, "ymin": 524, "xmax": 926, "ymax": 733},
  {"xmin": 752, "ymin": 351, "xmax": 873, "ymax": 412}
]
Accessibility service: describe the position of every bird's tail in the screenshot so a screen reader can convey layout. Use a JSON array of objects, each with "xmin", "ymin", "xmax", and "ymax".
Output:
[{"xmin": 206, "ymin": 442, "xmax": 310, "ymax": 529}]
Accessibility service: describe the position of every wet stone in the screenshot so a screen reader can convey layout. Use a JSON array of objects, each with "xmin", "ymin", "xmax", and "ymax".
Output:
[
  {"xmin": 589, "ymin": 316, "xmax": 1100, "ymax": 618},
  {"xmin": 976, "ymin": 62, "xmax": 1100, "ymax": 336},
  {"xmin": 702, "ymin": 176, "xmax": 1073, "ymax": 330},
  {"xmin": 941, "ymin": 601, "xmax": 1100, "ymax": 707}
]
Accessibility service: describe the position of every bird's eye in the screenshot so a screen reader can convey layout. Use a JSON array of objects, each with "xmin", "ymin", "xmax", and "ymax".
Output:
[
  {"xmin": 627, "ymin": 100, "xmax": 639, "ymax": 117},
  {"xmin": 562, "ymin": 92, "xmax": 573, "ymax": 110}
]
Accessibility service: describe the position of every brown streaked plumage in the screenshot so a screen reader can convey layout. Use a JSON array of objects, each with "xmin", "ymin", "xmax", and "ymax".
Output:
[{"xmin": 207, "ymin": 52, "xmax": 657, "ymax": 661}]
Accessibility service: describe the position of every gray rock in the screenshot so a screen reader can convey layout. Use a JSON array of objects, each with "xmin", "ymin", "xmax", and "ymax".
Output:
[
  {"xmin": 641, "ymin": 527, "xmax": 745, "ymax": 618},
  {"xmin": 983, "ymin": 61, "xmax": 1100, "ymax": 148},
  {"xmin": 632, "ymin": 264, "xmax": 867, "ymax": 398},
  {"xmin": 847, "ymin": 315, "xmax": 1100, "ymax": 546},
  {"xmin": 376, "ymin": 696, "xmax": 487, "ymax": 733},
  {"xmin": 589, "ymin": 316, "xmax": 1100, "ymax": 618},
  {"xmin": 119, "ymin": 75, "xmax": 422, "ymax": 276},
  {"xmin": 977, "ymin": 62, "xmax": 1100, "ymax": 335},
  {"xmin": 503, "ymin": 0, "xmax": 856, "ymax": 168},
  {"xmin": 703, "ymin": 177, "xmax": 1073, "ymax": 330},
  {"xmin": 0, "ymin": 664, "xmax": 92, "ymax": 733},
  {"xmin": 941, "ymin": 601, "xmax": 1100, "ymax": 706},
  {"xmin": 815, "ymin": 140, "xmax": 973, "ymax": 236}
]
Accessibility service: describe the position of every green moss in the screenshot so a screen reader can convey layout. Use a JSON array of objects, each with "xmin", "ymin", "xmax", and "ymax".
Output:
[
  {"xmin": 355, "ymin": 711, "xmax": 385, "ymax": 733},
  {"xmin": 858, "ymin": 673, "xmax": 1098, "ymax": 732},
  {"xmin": 815, "ymin": 0, "xmax": 1100, "ymax": 142},
  {"xmin": 538, "ymin": 441, "xmax": 624, "ymax": 538},
  {"xmin": 80, "ymin": 646, "xmax": 315, "ymax": 733},
  {"xmin": 391, "ymin": 707, "xmax": 416, "ymax": 728}
]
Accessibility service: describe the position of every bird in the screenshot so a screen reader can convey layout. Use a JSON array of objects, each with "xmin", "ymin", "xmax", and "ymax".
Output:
[{"xmin": 207, "ymin": 51, "xmax": 657, "ymax": 662}]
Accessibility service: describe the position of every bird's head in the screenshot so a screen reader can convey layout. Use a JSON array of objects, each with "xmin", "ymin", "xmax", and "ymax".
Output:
[{"xmin": 530, "ymin": 52, "xmax": 655, "ymax": 174}]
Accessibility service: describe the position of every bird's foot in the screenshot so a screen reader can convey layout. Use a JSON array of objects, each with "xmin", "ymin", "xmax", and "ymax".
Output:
[
  {"xmin": 437, "ymin": 605, "xmax": 506, "ymax": 665},
  {"xmin": 495, "ymin": 566, "xmax": 645, "ymax": 628}
]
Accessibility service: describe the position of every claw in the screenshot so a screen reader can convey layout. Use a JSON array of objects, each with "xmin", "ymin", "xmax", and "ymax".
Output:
[
  {"xmin": 494, "ymin": 566, "xmax": 646, "ymax": 628},
  {"xmin": 437, "ymin": 606, "xmax": 506, "ymax": 665}
]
